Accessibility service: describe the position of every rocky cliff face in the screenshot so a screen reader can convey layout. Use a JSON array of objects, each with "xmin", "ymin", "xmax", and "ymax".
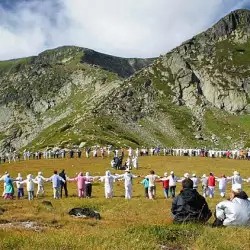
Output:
[{"xmin": 1, "ymin": 9, "xmax": 250, "ymax": 151}]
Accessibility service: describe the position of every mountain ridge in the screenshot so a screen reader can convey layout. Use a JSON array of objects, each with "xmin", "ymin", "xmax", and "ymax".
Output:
[{"xmin": 1, "ymin": 9, "xmax": 250, "ymax": 152}]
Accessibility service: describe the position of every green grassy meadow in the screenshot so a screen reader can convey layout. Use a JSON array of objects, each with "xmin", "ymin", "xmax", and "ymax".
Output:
[{"xmin": 0, "ymin": 155, "xmax": 250, "ymax": 250}]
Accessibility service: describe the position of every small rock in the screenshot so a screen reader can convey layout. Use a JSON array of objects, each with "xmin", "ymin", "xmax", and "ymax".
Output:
[
  {"xmin": 42, "ymin": 201, "xmax": 53, "ymax": 207},
  {"xmin": 0, "ymin": 208, "xmax": 5, "ymax": 215}
]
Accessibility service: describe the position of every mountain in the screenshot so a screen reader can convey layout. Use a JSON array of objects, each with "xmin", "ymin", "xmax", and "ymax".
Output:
[{"xmin": 1, "ymin": 9, "xmax": 250, "ymax": 152}]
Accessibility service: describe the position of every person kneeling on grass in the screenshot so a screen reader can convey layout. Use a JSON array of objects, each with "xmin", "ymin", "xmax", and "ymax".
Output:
[
  {"xmin": 212, "ymin": 184, "xmax": 250, "ymax": 227},
  {"xmin": 171, "ymin": 178, "xmax": 212, "ymax": 223}
]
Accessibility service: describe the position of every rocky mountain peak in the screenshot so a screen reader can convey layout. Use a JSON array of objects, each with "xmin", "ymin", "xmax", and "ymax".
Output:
[{"xmin": 206, "ymin": 9, "xmax": 250, "ymax": 40}]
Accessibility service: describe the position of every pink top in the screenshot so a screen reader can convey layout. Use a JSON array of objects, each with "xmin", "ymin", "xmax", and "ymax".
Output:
[{"xmin": 69, "ymin": 174, "xmax": 90, "ymax": 189}]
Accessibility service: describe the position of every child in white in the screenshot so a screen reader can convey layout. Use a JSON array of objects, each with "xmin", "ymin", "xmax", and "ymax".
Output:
[
  {"xmin": 16, "ymin": 173, "xmax": 24, "ymax": 199},
  {"xmin": 216, "ymin": 174, "xmax": 228, "ymax": 197},
  {"xmin": 20, "ymin": 174, "xmax": 37, "ymax": 200},
  {"xmin": 34, "ymin": 172, "xmax": 47, "ymax": 197}
]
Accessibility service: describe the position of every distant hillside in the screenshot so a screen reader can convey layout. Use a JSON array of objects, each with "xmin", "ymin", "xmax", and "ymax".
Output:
[{"xmin": 1, "ymin": 9, "xmax": 250, "ymax": 152}]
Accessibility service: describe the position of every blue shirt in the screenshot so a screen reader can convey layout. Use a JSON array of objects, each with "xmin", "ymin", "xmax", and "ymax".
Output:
[
  {"xmin": 50, "ymin": 174, "xmax": 62, "ymax": 188},
  {"xmin": 141, "ymin": 178, "xmax": 149, "ymax": 188}
]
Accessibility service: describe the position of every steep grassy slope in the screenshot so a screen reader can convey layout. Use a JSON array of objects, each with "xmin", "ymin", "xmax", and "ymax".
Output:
[{"xmin": 1, "ymin": 10, "xmax": 250, "ymax": 151}]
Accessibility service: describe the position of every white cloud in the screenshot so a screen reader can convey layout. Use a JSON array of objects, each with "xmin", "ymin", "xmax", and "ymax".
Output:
[{"xmin": 0, "ymin": 0, "xmax": 249, "ymax": 60}]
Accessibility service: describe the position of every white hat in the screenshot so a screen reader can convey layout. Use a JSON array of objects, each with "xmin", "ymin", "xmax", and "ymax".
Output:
[
  {"xmin": 170, "ymin": 171, "xmax": 174, "ymax": 175},
  {"xmin": 233, "ymin": 171, "xmax": 239, "ymax": 175},
  {"xmin": 232, "ymin": 184, "xmax": 242, "ymax": 193},
  {"xmin": 38, "ymin": 172, "xmax": 42, "ymax": 175},
  {"xmin": 164, "ymin": 172, "xmax": 168, "ymax": 177},
  {"xmin": 192, "ymin": 174, "xmax": 196, "ymax": 177},
  {"xmin": 202, "ymin": 174, "xmax": 206, "ymax": 178},
  {"xmin": 184, "ymin": 173, "xmax": 190, "ymax": 178}
]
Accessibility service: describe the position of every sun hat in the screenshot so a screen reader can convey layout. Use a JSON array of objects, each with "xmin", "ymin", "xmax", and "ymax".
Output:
[{"xmin": 232, "ymin": 184, "xmax": 242, "ymax": 193}]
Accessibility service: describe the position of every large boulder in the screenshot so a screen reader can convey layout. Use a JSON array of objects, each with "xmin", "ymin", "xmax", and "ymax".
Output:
[{"xmin": 69, "ymin": 208, "xmax": 101, "ymax": 220}]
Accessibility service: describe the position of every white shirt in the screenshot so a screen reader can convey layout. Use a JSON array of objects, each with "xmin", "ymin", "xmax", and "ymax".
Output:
[
  {"xmin": 191, "ymin": 177, "xmax": 199, "ymax": 188},
  {"xmin": 217, "ymin": 178, "xmax": 227, "ymax": 189},
  {"xmin": 34, "ymin": 175, "xmax": 46, "ymax": 186},
  {"xmin": 167, "ymin": 175, "xmax": 179, "ymax": 186},
  {"xmin": 146, "ymin": 174, "xmax": 160, "ymax": 187}
]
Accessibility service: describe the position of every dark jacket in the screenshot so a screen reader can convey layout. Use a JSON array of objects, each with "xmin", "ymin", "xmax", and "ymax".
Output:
[
  {"xmin": 171, "ymin": 188, "xmax": 212, "ymax": 223},
  {"xmin": 59, "ymin": 171, "xmax": 67, "ymax": 185}
]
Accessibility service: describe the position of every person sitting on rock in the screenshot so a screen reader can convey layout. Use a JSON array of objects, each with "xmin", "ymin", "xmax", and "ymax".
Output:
[
  {"xmin": 212, "ymin": 184, "xmax": 250, "ymax": 227},
  {"xmin": 171, "ymin": 178, "xmax": 212, "ymax": 223}
]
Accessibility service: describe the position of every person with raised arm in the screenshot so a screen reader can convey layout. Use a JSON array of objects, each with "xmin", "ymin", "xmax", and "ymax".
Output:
[
  {"xmin": 47, "ymin": 170, "xmax": 65, "ymax": 199},
  {"xmin": 116, "ymin": 169, "xmax": 139, "ymax": 199}
]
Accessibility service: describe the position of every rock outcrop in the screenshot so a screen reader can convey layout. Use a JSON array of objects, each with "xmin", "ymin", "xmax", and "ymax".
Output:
[{"xmin": 1, "ymin": 9, "xmax": 250, "ymax": 151}]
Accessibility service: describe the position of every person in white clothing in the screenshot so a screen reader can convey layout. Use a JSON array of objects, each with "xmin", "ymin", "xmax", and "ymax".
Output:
[
  {"xmin": 132, "ymin": 156, "xmax": 138, "ymax": 169},
  {"xmin": 16, "ymin": 173, "xmax": 24, "ymax": 199},
  {"xmin": 191, "ymin": 174, "xmax": 200, "ymax": 190},
  {"xmin": 125, "ymin": 158, "xmax": 131, "ymax": 170},
  {"xmin": 34, "ymin": 172, "xmax": 47, "ymax": 197},
  {"xmin": 228, "ymin": 171, "xmax": 243, "ymax": 189},
  {"xmin": 128, "ymin": 148, "xmax": 133, "ymax": 157},
  {"xmin": 167, "ymin": 171, "xmax": 180, "ymax": 198},
  {"xmin": 19, "ymin": 174, "xmax": 37, "ymax": 200},
  {"xmin": 201, "ymin": 174, "xmax": 209, "ymax": 198},
  {"xmin": 216, "ymin": 174, "xmax": 228, "ymax": 197},
  {"xmin": 116, "ymin": 169, "xmax": 138, "ymax": 199},
  {"xmin": 100, "ymin": 171, "xmax": 116, "ymax": 199},
  {"xmin": 145, "ymin": 170, "xmax": 160, "ymax": 199},
  {"xmin": 135, "ymin": 148, "xmax": 139, "ymax": 157},
  {"xmin": 0, "ymin": 171, "xmax": 9, "ymax": 197}
]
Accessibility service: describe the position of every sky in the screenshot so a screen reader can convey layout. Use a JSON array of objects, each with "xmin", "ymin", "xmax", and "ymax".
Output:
[{"xmin": 0, "ymin": 0, "xmax": 250, "ymax": 60}]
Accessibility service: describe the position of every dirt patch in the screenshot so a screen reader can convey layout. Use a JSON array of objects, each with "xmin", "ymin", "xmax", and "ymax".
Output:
[{"xmin": 0, "ymin": 221, "xmax": 44, "ymax": 232}]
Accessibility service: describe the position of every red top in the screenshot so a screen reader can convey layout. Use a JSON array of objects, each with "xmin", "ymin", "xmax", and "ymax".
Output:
[
  {"xmin": 156, "ymin": 179, "xmax": 169, "ymax": 188},
  {"xmin": 208, "ymin": 176, "xmax": 215, "ymax": 186}
]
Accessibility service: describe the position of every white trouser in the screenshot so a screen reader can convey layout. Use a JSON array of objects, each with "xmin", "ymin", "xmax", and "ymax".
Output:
[
  {"xmin": 125, "ymin": 184, "xmax": 132, "ymax": 199},
  {"xmin": 53, "ymin": 187, "xmax": 60, "ymax": 199},
  {"xmin": 37, "ymin": 185, "xmax": 45, "ymax": 196},
  {"xmin": 208, "ymin": 186, "xmax": 215, "ymax": 198},
  {"xmin": 148, "ymin": 186, "xmax": 156, "ymax": 199},
  {"xmin": 219, "ymin": 188, "xmax": 226, "ymax": 197},
  {"xmin": 105, "ymin": 186, "xmax": 113, "ymax": 199}
]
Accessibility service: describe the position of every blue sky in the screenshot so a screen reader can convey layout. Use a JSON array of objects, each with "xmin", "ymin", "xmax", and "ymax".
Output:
[{"xmin": 0, "ymin": 0, "xmax": 250, "ymax": 60}]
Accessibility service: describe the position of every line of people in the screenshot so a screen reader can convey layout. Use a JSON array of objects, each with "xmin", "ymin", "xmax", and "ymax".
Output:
[
  {"xmin": 141, "ymin": 170, "xmax": 250, "ymax": 200},
  {"xmin": 1, "ymin": 168, "xmax": 249, "ymax": 201}
]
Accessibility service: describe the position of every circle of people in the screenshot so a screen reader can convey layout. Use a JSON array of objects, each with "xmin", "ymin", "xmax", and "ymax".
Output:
[
  {"xmin": 1, "ymin": 146, "xmax": 250, "ymax": 165},
  {"xmin": 1, "ymin": 169, "xmax": 250, "ymax": 227},
  {"xmin": 0, "ymin": 169, "xmax": 249, "ymax": 200}
]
